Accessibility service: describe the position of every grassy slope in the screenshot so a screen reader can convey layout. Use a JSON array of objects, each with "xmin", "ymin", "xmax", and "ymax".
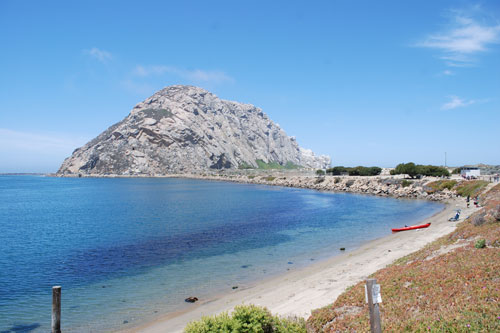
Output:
[
  {"xmin": 307, "ymin": 184, "xmax": 500, "ymax": 332},
  {"xmin": 426, "ymin": 179, "xmax": 488, "ymax": 197},
  {"xmin": 239, "ymin": 160, "xmax": 301, "ymax": 170}
]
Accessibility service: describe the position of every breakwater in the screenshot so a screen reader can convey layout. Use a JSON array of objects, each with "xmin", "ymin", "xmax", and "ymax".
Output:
[
  {"xmin": 56, "ymin": 172, "xmax": 457, "ymax": 201},
  {"xmin": 180, "ymin": 173, "xmax": 456, "ymax": 201}
]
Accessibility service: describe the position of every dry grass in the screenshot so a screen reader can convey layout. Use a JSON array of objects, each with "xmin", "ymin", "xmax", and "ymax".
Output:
[
  {"xmin": 426, "ymin": 180, "xmax": 457, "ymax": 193},
  {"xmin": 455, "ymin": 180, "xmax": 489, "ymax": 198},
  {"xmin": 307, "ymin": 184, "xmax": 500, "ymax": 332}
]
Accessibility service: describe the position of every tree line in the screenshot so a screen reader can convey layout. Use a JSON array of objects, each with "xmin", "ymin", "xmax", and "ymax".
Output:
[
  {"xmin": 325, "ymin": 166, "xmax": 382, "ymax": 176},
  {"xmin": 317, "ymin": 163, "xmax": 450, "ymax": 178},
  {"xmin": 390, "ymin": 162, "xmax": 449, "ymax": 178}
]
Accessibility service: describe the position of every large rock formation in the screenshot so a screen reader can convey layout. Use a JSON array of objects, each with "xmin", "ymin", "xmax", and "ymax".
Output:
[{"xmin": 57, "ymin": 85, "xmax": 331, "ymax": 176}]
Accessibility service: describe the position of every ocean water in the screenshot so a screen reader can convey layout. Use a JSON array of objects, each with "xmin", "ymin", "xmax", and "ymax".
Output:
[{"xmin": 0, "ymin": 176, "xmax": 443, "ymax": 332}]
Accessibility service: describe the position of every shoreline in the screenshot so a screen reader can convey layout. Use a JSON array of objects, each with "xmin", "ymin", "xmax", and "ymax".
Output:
[
  {"xmin": 121, "ymin": 197, "xmax": 471, "ymax": 333},
  {"xmin": 53, "ymin": 171, "xmax": 459, "ymax": 201}
]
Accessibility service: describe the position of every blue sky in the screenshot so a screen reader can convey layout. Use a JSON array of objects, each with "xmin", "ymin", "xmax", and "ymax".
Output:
[{"xmin": 1, "ymin": 0, "xmax": 499, "ymax": 172}]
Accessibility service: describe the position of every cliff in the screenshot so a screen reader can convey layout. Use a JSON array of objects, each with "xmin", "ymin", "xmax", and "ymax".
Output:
[{"xmin": 57, "ymin": 85, "xmax": 330, "ymax": 176}]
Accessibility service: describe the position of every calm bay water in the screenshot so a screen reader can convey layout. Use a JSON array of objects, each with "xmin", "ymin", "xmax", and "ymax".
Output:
[{"xmin": 0, "ymin": 176, "xmax": 443, "ymax": 332}]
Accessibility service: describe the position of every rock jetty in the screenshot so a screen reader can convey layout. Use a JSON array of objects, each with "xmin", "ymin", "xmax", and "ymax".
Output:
[{"xmin": 183, "ymin": 173, "xmax": 457, "ymax": 201}]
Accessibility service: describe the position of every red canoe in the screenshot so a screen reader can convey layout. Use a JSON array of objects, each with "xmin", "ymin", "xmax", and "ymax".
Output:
[{"xmin": 392, "ymin": 223, "xmax": 431, "ymax": 232}]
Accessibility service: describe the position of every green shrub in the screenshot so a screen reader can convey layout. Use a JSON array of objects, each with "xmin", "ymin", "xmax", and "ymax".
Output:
[
  {"xmin": 248, "ymin": 175, "xmax": 255, "ymax": 179},
  {"xmin": 369, "ymin": 166, "xmax": 382, "ymax": 176},
  {"xmin": 232, "ymin": 305, "xmax": 274, "ymax": 332},
  {"xmin": 184, "ymin": 305, "xmax": 306, "ymax": 333},
  {"xmin": 418, "ymin": 165, "xmax": 450, "ymax": 177},
  {"xmin": 185, "ymin": 312, "xmax": 237, "ymax": 332},
  {"xmin": 264, "ymin": 176, "xmax": 276, "ymax": 182},
  {"xmin": 316, "ymin": 169, "xmax": 325, "ymax": 176},
  {"xmin": 326, "ymin": 166, "xmax": 348, "ymax": 175},
  {"xmin": 326, "ymin": 166, "xmax": 381, "ymax": 176},
  {"xmin": 475, "ymin": 239, "xmax": 486, "ymax": 249},
  {"xmin": 401, "ymin": 179, "xmax": 413, "ymax": 188},
  {"xmin": 392, "ymin": 162, "xmax": 419, "ymax": 178},
  {"xmin": 273, "ymin": 316, "xmax": 307, "ymax": 333},
  {"xmin": 392, "ymin": 162, "xmax": 450, "ymax": 178},
  {"xmin": 347, "ymin": 166, "xmax": 382, "ymax": 176}
]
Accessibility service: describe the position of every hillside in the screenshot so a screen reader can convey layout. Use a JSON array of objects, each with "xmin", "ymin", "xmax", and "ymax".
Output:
[
  {"xmin": 307, "ymin": 183, "xmax": 500, "ymax": 332},
  {"xmin": 57, "ymin": 85, "xmax": 330, "ymax": 176}
]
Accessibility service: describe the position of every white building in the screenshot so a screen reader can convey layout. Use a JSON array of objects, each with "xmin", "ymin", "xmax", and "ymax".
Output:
[{"xmin": 461, "ymin": 167, "xmax": 480, "ymax": 178}]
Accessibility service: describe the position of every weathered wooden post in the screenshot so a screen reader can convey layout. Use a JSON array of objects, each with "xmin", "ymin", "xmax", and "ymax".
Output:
[
  {"xmin": 366, "ymin": 279, "xmax": 382, "ymax": 333},
  {"xmin": 52, "ymin": 286, "xmax": 61, "ymax": 333}
]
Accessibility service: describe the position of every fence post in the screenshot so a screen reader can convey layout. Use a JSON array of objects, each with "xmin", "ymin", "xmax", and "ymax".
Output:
[
  {"xmin": 366, "ymin": 279, "xmax": 382, "ymax": 333},
  {"xmin": 52, "ymin": 286, "xmax": 61, "ymax": 333}
]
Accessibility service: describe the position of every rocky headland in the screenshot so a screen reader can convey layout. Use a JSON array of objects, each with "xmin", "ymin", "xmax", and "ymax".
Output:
[
  {"xmin": 57, "ymin": 85, "xmax": 330, "ymax": 176},
  {"xmin": 55, "ymin": 85, "xmax": 480, "ymax": 202}
]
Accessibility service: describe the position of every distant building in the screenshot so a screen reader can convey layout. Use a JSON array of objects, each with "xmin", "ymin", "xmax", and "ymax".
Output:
[{"xmin": 461, "ymin": 167, "xmax": 480, "ymax": 178}]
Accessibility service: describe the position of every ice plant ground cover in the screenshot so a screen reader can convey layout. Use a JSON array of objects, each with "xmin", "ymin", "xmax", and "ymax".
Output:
[
  {"xmin": 307, "ymin": 184, "xmax": 500, "ymax": 332},
  {"xmin": 425, "ymin": 179, "xmax": 489, "ymax": 197}
]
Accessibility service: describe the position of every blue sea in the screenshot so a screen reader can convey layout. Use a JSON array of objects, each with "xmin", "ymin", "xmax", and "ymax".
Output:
[{"xmin": 0, "ymin": 176, "xmax": 443, "ymax": 332}]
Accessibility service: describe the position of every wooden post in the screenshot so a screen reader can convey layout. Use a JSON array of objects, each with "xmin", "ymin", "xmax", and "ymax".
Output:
[
  {"xmin": 366, "ymin": 279, "xmax": 382, "ymax": 333},
  {"xmin": 52, "ymin": 286, "xmax": 61, "ymax": 333}
]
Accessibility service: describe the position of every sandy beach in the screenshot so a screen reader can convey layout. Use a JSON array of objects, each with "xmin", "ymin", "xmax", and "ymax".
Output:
[{"xmin": 121, "ymin": 197, "xmax": 473, "ymax": 333}]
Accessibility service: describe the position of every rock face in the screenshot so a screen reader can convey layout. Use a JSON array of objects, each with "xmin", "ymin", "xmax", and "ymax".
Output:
[{"xmin": 57, "ymin": 85, "xmax": 331, "ymax": 175}]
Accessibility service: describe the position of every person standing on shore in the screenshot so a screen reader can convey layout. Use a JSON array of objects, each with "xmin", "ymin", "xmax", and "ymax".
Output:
[{"xmin": 467, "ymin": 195, "xmax": 470, "ymax": 208}]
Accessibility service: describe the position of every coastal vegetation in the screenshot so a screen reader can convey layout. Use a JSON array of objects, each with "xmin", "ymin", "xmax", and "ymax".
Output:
[
  {"xmin": 240, "ymin": 160, "xmax": 302, "ymax": 170},
  {"xmin": 425, "ymin": 180, "xmax": 489, "ymax": 198},
  {"xmin": 475, "ymin": 238, "xmax": 486, "ymax": 248},
  {"xmin": 390, "ymin": 162, "xmax": 450, "ymax": 178},
  {"xmin": 426, "ymin": 180, "xmax": 457, "ymax": 192},
  {"xmin": 455, "ymin": 180, "xmax": 489, "ymax": 197},
  {"xmin": 185, "ymin": 305, "xmax": 306, "ymax": 332},
  {"xmin": 306, "ymin": 184, "xmax": 500, "ymax": 332},
  {"xmin": 238, "ymin": 162, "xmax": 254, "ymax": 169},
  {"xmin": 401, "ymin": 179, "xmax": 413, "ymax": 188},
  {"xmin": 326, "ymin": 166, "xmax": 382, "ymax": 176}
]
